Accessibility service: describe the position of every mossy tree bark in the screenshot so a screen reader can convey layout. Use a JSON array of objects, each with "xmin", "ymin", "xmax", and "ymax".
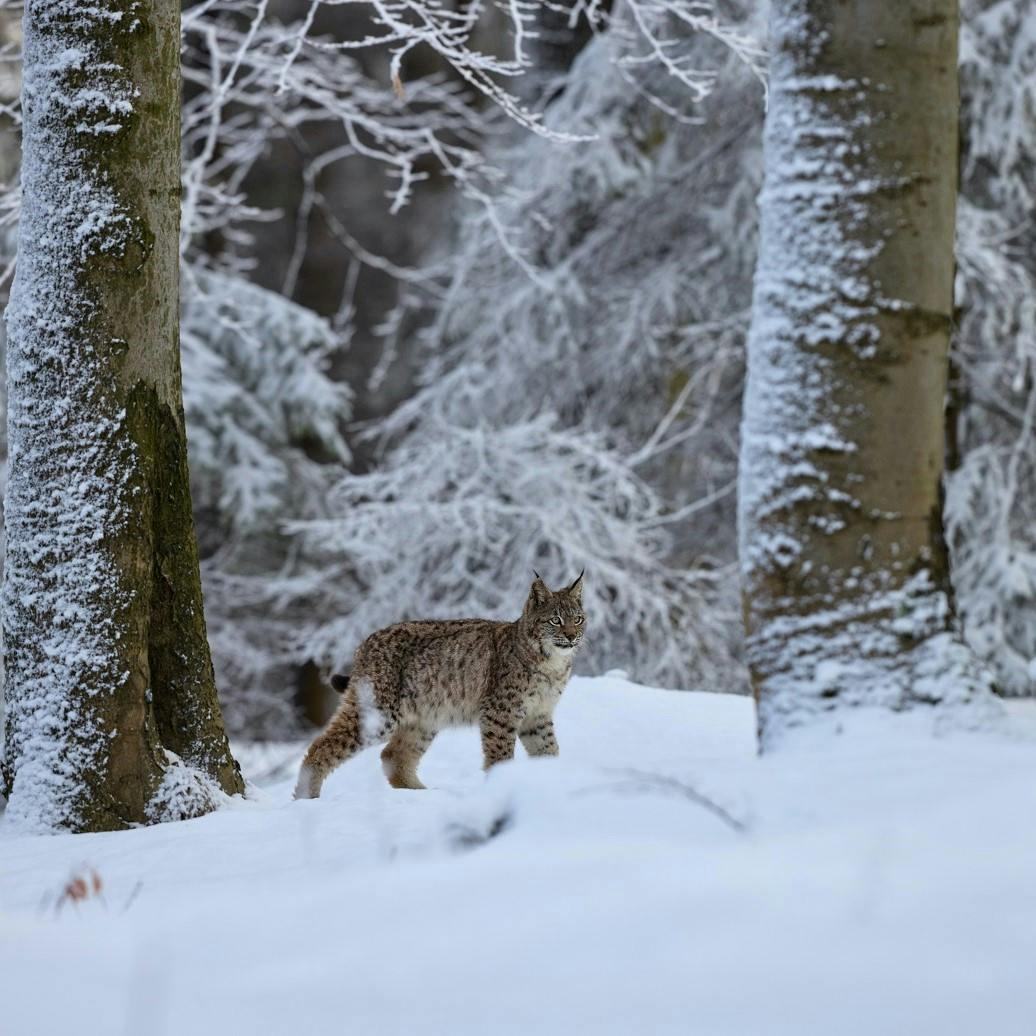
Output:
[
  {"xmin": 1, "ymin": 0, "xmax": 243, "ymax": 832},
  {"xmin": 738, "ymin": 0, "xmax": 997, "ymax": 746}
]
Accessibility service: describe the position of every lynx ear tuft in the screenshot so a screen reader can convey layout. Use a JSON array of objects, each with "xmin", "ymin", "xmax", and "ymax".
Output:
[
  {"xmin": 566, "ymin": 570, "xmax": 584, "ymax": 601},
  {"xmin": 530, "ymin": 574, "xmax": 551, "ymax": 605}
]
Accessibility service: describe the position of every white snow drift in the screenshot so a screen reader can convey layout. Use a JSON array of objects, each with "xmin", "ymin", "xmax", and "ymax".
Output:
[{"xmin": 2, "ymin": 674, "xmax": 1035, "ymax": 1035}]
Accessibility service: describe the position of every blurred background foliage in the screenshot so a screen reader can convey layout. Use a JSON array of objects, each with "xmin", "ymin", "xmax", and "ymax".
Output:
[{"xmin": 0, "ymin": 0, "xmax": 1032, "ymax": 737}]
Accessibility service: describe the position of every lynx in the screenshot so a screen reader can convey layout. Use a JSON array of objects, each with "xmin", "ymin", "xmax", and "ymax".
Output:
[{"xmin": 294, "ymin": 573, "xmax": 586, "ymax": 797}]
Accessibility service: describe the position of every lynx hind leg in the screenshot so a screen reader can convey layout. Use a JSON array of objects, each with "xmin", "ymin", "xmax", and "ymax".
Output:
[
  {"xmin": 294, "ymin": 678, "xmax": 393, "ymax": 799},
  {"xmin": 381, "ymin": 726, "xmax": 434, "ymax": 790}
]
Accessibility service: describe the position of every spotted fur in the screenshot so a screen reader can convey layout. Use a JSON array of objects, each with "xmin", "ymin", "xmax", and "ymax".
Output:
[{"xmin": 294, "ymin": 573, "xmax": 586, "ymax": 797}]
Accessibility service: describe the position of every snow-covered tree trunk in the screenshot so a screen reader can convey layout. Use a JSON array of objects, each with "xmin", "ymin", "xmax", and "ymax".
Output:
[
  {"xmin": 1, "ymin": 0, "xmax": 243, "ymax": 831},
  {"xmin": 738, "ymin": 0, "xmax": 997, "ymax": 745}
]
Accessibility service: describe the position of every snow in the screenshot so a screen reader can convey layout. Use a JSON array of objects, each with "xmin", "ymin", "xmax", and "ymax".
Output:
[{"xmin": 3, "ymin": 674, "xmax": 1036, "ymax": 1034}]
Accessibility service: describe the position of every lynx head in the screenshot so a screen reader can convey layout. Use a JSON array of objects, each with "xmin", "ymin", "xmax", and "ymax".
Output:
[{"xmin": 523, "ymin": 571, "xmax": 586, "ymax": 655}]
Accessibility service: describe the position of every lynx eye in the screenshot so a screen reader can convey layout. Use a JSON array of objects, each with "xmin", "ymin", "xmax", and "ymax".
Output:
[
  {"xmin": 574, "ymin": 616, "xmax": 583, "ymax": 625},
  {"xmin": 550, "ymin": 615, "xmax": 561, "ymax": 625}
]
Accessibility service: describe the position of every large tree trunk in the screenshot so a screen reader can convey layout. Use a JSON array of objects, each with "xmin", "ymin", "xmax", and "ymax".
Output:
[
  {"xmin": 738, "ymin": 0, "xmax": 997, "ymax": 745},
  {"xmin": 1, "ymin": 0, "xmax": 243, "ymax": 831}
]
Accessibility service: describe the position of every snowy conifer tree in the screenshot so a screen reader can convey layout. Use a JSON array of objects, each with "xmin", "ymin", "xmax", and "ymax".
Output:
[
  {"xmin": 1, "ymin": 0, "xmax": 243, "ymax": 831},
  {"xmin": 739, "ymin": 0, "xmax": 998, "ymax": 743},
  {"xmin": 947, "ymin": 0, "xmax": 1036, "ymax": 699},
  {"xmin": 283, "ymin": 3, "xmax": 766, "ymax": 693}
]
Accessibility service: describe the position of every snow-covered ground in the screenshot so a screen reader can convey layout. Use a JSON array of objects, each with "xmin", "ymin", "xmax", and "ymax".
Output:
[{"xmin": 3, "ymin": 674, "xmax": 1036, "ymax": 1035}]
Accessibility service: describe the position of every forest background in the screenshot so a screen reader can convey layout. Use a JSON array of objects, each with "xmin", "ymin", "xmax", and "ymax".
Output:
[{"xmin": 0, "ymin": 0, "xmax": 1031, "ymax": 741}]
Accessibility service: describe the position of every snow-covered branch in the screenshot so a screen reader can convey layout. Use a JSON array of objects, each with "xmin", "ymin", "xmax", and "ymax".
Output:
[{"xmin": 272, "ymin": 5, "xmax": 766, "ymax": 694}]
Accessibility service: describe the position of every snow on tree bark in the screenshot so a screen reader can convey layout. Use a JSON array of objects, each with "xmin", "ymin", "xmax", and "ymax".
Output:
[
  {"xmin": 738, "ymin": 0, "xmax": 998, "ymax": 744},
  {"xmin": 1, "ymin": 0, "xmax": 243, "ymax": 832}
]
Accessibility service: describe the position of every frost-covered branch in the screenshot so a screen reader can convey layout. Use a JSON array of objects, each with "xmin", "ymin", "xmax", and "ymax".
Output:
[
  {"xmin": 272, "ymin": 4, "xmax": 766, "ymax": 693},
  {"xmin": 947, "ymin": 0, "xmax": 1036, "ymax": 697}
]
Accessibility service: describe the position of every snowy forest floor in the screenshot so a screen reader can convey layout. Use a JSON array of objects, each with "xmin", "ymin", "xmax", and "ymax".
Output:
[{"xmin": 3, "ymin": 675, "xmax": 1036, "ymax": 1035}]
